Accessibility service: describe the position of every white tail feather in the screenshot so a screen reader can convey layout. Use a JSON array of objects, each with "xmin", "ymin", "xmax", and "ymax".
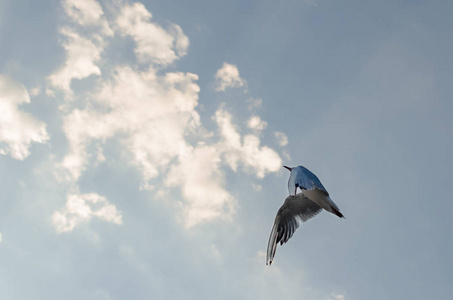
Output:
[{"xmin": 302, "ymin": 189, "xmax": 340, "ymax": 215}]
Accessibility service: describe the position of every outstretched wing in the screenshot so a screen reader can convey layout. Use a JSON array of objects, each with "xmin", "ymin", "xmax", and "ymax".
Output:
[
  {"xmin": 266, "ymin": 193, "xmax": 323, "ymax": 265},
  {"xmin": 288, "ymin": 166, "xmax": 328, "ymax": 196}
]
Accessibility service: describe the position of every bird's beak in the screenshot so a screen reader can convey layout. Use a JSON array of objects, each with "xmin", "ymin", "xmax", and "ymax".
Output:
[{"xmin": 283, "ymin": 166, "xmax": 292, "ymax": 171}]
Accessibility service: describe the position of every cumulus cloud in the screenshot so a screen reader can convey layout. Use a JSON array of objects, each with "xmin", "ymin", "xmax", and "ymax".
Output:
[
  {"xmin": 215, "ymin": 63, "xmax": 246, "ymax": 91},
  {"xmin": 50, "ymin": 0, "xmax": 286, "ymax": 230},
  {"xmin": 56, "ymin": 66, "xmax": 235, "ymax": 227},
  {"xmin": 0, "ymin": 75, "xmax": 49, "ymax": 160},
  {"xmin": 116, "ymin": 2, "xmax": 189, "ymax": 65},
  {"xmin": 56, "ymin": 64, "xmax": 280, "ymax": 226},
  {"xmin": 52, "ymin": 193, "xmax": 123, "ymax": 233},
  {"xmin": 47, "ymin": 28, "xmax": 104, "ymax": 97},
  {"xmin": 54, "ymin": 63, "xmax": 211, "ymax": 226}
]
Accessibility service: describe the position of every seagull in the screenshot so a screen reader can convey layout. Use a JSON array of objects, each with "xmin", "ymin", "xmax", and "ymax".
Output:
[{"xmin": 266, "ymin": 165, "xmax": 344, "ymax": 265}]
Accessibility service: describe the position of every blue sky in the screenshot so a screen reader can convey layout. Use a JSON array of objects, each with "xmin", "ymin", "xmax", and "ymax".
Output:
[{"xmin": 0, "ymin": 0, "xmax": 452, "ymax": 299}]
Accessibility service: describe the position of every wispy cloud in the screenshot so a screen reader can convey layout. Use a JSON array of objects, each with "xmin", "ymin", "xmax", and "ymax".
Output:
[
  {"xmin": 274, "ymin": 131, "xmax": 288, "ymax": 146},
  {"xmin": 166, "ymin": 144, "xmax": 235, "ymax": 227},
  {"xmin": 62, "ymin": 0, "xmax": 112, "ymax": 35},
  {"xmin": 116, "ymin": 2, "xmax": 189, "ymax": 65},
  {"xmin": 330, "ymin": 293, "xmax": 346, "ymax": 300},
  {"xmin": 47, "ymin": 28, "xmax": 104, "ymax": 98},
  {"xmin": 52, "ymin": 193, "xmax": 123, "ymax": 233},
  {"xmin": 246, "ymin": 97, "xmax": 262, "ymax": 110},
  {"xmin": 214, "ymin": 109, "xmax": 281, "ymax": 178},
  {"xmin": 0, "ymin": 75, "xmax": 49, "ymax": 160}
]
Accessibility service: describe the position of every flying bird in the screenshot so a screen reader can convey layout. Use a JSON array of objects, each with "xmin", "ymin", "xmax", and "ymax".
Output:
[{"xmin": 266, "ymin": 165, "xmax": 344, "ymax": 265}]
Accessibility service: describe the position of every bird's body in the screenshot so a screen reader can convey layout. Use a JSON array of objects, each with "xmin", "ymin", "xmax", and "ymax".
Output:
[
  {"xmin": 285, "ymin": 165, "xmax": 343, "ymax": 218},
  {"xmin": 266, "ymin": 165, "xmax": 344, "ymax": 265},
  {"xmin": 286, "ymin": 165, "xmax": 327, "ymax": 196}
]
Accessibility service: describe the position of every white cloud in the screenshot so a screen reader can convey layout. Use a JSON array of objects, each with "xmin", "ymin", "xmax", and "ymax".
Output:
[
  {"xmin": 56, "ymin": 65, "xmax": 281, "ymax": 227},
  {"xmin": 0, "ymin": 75, "xmax": 49, "ymax": 160},
  {"xmin": 214, "ymin": 109, "xmax": 282, "ymax": 178},
  {"xmin": 247, "ymin": 115, "xmax": 267, "ymax": 132},
  {"xmin": 52, "ymin": 193, "xmax": 123, "ymax": 233},
  {"xmin": 49, "ymin": 1, "xmax": 285, "ymax": 229},
  {"xmin": 56, "ymin": 65, "xmax": 227, "ymax": 227},
  {"xmin": 215, "ymin": 63, "xmax": 246, "ymax": 91},
  {"xmin": 59, "ymin": 108, "xmax": 115, "ymax": 181},
  {"xmin": 62, "ymin": 0, "xmax": 112, "ymax": 35},
  {"xmin": 58, "ymin": 66, "xmax": 200, "ymax": 182},
  {"xmin": 116, "ymin": 2, "xmax": 189, "ymax": 65},
  {"xmin": 47, "ymin": 28, "xmax": 104, "ymax": 97},
  {"xmin": 274, "ymin": 131, "xmax": 288, "ymax": 146},
  {"xmin": 169, "ymin": 24, "xmax": 190, "ymax": 58},
  {"xmin": 166, "ymin": 144, "xmax": 236, "ymax": 227}
]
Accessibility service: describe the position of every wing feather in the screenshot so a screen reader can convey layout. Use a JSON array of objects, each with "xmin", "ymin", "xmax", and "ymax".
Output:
[{"xmin": 266, "ymin": 193, "xmax": 323, "ymax": 265}]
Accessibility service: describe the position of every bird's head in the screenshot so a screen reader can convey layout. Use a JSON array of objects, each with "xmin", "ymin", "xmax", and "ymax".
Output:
[{"xmin": 283, "ymin": 166, "xmax": 292, "ymax": 171}]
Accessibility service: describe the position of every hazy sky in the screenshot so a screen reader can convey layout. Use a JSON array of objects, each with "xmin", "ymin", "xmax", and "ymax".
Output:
[{"xmin": 1, "ymin": 0, "xmax": 452, "ymax": 299}]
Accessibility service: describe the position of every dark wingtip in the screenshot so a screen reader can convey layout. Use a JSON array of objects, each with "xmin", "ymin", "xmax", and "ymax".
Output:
[{"xmin": 333, "ymin": 208, "xmax": 345, "ymax": 219}]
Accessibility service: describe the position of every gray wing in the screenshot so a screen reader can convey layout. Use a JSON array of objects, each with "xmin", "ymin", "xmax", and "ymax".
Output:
[
  {"xmin": 266, "ymin": 193, "xmax": 323, "ymax": 265},
  {"xmin": 288, "ymin": 166, "xmax": 329, "ymax": 196}
]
